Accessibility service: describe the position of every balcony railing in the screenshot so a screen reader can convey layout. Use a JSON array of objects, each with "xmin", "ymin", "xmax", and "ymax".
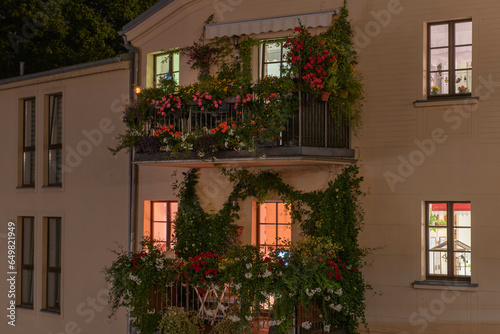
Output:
[
  {"xmin": 144, "ymin": 93, "xmax": 350, "ymax": 151},
  {"xmin": 150, "ymin": 280, "xmax": 339, "ymax": 334}
]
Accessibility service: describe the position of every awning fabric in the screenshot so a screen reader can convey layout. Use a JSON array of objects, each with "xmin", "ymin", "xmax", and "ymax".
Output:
[
  {"xmin": 431, "ymin": 203, "xmax": 471, "ymax": 211},
  {"xmin": 204, "ymin": 10, "xmax": 339, "ymax": 40}
]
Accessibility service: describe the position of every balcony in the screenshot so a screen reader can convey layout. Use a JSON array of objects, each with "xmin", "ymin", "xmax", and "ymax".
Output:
[{"xmin": 133, "ymin": 93, "xmax": 355, "ymax": 167}]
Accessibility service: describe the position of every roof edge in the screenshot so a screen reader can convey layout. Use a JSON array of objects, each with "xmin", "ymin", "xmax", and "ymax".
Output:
[
  {"xmin": 0, "ymin": 53, "xmax": 133, "ymax": 86},
  {"xmin": 120, "ymin": 0, "xmax": 175, "ymax": 35}
]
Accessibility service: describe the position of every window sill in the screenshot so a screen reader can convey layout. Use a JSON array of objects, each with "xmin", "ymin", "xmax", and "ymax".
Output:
[
  {"xmin": 414, "ymin": 96, "xmax": 479, "ymax": 108},
  {"xmin": 41, "ymin": 185, "xmax": 62, "ymax": 189},
  {"xmin": 412, "ymin": 280, "xmax": 478, "ymax": 291},
  {"xmin": 40, "ymin": 308, "xmax": 60, "ymax": 315},
  {"xmin": 16, "ymin": 305, "xmax": 34, "ymax": 311},
  {"xmin": 16, "ymin": 186, "xmax": 35, "ymax": 190}
]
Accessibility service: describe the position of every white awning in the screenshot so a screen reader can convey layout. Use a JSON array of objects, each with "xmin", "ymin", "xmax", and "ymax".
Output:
[{"xmin": 204, "ymin": 10, "xmax": 339, "ymax": 40}]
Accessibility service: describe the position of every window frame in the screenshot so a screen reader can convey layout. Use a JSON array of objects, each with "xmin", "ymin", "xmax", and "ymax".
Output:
[
  {"xmin": 21, "ymin": 98, "xmax": 36, "ymax": 187},
  {"xmin": 46, "ymin": 94, "xmax": 63, "ymax": 187},
  {"xmin": 44, "ymin": 217, "xmax": 61, "ymax": 313},
  {"xmin": 19, "ymin": 216, "xmax": 35, "ymax": 309},
  {"xmin": 259, "ymin": 39, "xmax": 289, "ymax": 79},
  {"xmin": 425, "ymin": 201, "xmax": 471, "ymax": 282},
  {"xmin": 149, "ymin": 201, "xmax": 178, "ymax": 250},
  {"xmin": 427, "ymin": 19, "xmax": 472, "ymax": 99},
  {"xmin": 256, "ymin": 201, "xmax": 292, "ymax": 256},
  {"xmin": 153, "ymin": 50, "xmax": 180, "ymax": 85}
]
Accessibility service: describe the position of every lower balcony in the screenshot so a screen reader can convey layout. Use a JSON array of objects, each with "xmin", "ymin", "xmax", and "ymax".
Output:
[{"xmin": 134, "ymin": 94, "xmax": 355, "ymax": 167}]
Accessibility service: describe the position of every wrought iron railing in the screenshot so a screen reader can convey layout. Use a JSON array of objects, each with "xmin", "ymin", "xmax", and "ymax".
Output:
[
  {"xmin": 144, "ymin": 93, "xmax": 350, "ymax": 151},
  {"xmin": 153, "ymin": 280, "xmax": 328, "ymax": 334}
]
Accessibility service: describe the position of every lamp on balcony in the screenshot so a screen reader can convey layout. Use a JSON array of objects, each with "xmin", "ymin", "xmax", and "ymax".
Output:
[{"xmin": 134, "ymin": 86, "xmax": 142, "ymax": 95}]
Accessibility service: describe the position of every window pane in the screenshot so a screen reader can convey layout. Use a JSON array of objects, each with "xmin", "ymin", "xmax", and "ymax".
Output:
[
  {"xmin": 455, "ymin": 21, "xmax": 472, "ymax": 45},
  {"xmin": 430, "ymin": 24, "xmax": 449, "ymax": 48},
  {"xmin": 21, "ymin": 269, "xmax": 34, "ymax": 306},
  {"xmin": 49, "ymin": 95, "xmax": 62, "ymax": 145},
  {"xmin": 264, "ymin": 63, "xmax": 282, "ymax": 78},
  {"xmin": 454, "ymin": 228, "xmax": 471, "ymax": 250},
  {"xmin": 259, "ymin": 224, "xmax": 277, "ymax": 246},
  {"xmin": 277, "ymin": 203, "xmax": 290, "ymax": 224},
  {"xmin": 429, "ymin": 251, "xmax": 448, "ymax": 275},
  {"xmin": 454, "ymin": 203, "xmax": 471, "ymax": 226},
  {"xmin": 259, "ymin": 203, "xmax": 277, "ymax": 224},
  {"xmin": 153, "ymin": 222, "xmax": 167, "ymax": 242},
  {"xmin": 429, "ymin": 227, "xmax": 447, "ymax": 250},
  {"xmin": 22, "ymin": 218, "xmax": 34, "ymax": 266},
  {"xmin": 157, "ymin": 55, "xmax": 170, "ymax": 75},
  {"xmin": 24, "ymin": 99, "xmax": 36, "ymax": 147},
  {"xmin": 455, "ymin": 46, "xmax": 472, "ymax": 69},
  {"xmin": 276, "ymin": 224, "xmax": 291, "ymax": 245},
  {"xmin": 169, "ymin": 202, "xmax": 178, "ymax": 221},
  {"xmin": 429, "ymin": 72, "xmax": 449, "ymax": 95},
  {"xmin": 265, "ymin": 43, "xmax": 282, "ymax": 62},
  {"xmin": 153, "ymin": 202, "xmax": 167, "ymax": 221},
  {"xmin": 48, "ymin": 218, "xmax": 61, "ymax": 268},
  {"xmin": 455, "ymin": 70, "xmax": 472, "ymax": 94},
  {"xmin": 48, "ymin": 148, "xmax": 62, "ymax": 185},
  {"xmin": 454, "ymin": 252, "xmax": 471, "ymax": 276},
  {"xmin": 429, "ymin": 203, "xmax": 447, "ymax": 226},
  {"xmin": 46, "ymin": 272, "xmax": 61, "ymax": 310},
  {"xmin": 23, "ymin": 151, "xmax": 35, "ymax": 186},
  {"xmin": 173, "ymin": 52, "xmax": 180, "ymax": 72},
  {"xmin": 430, "ymin": 48, "xmax": 449, "ymax": 71},
  {"xmin": 170, "ymin": 224, "xmax": 175, "ymax": 248}
]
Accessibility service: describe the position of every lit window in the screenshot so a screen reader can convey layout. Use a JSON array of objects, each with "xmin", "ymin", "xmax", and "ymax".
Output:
[
  {"xmin": 21, "ymin": 98, "xmax": 36, "ymax": 187},
  {"xmin": 145, "ymin": 201, "xmax": 178, "ymax": 251},
  {"xmin": 427, "ymin": 202, "xmax": 471, "ymax": 281},
  {"xmin": 47, "ymin": 94, "xmax": 62, "ymax": 186},
  {"xmin": 45, "ymin": 217, "xmax": 61, "ymax": 313},
  {"xmin": 257, "ymin": 202, "xmax": 291, "ymax": 256},
  {"xmin": 154, "ymin": 51, "xmax": 180, "ymax": 85},
  {"xmin": 260, "ymin": 40, "xmax": 289, "ymax": 78},
  {"xmin": 428, "ymin": 20, "xmax": 472, "ymax": 97},
  {"xmin": 20, "ymin": 217, "xmax": 35, "ymax": 308}
]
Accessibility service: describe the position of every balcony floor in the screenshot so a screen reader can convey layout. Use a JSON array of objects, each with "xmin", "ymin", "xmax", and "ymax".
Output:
[{"xmin": 133, "ymin": 146, "xmax": 356, "ymax": 168}]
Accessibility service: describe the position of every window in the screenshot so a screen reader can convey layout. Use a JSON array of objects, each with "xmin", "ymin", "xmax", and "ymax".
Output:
[
  {"xmin": 154, "ymin": 51, "xmax": 180, "ymax": 84},
  {"xmin": 428, "ymin": 20, "xmax": 472, "ymax": 98},
  {"xmin": 257, "ymin": 202, "xmax": 291, "ymax": 256},
  {"xmin": 45, "ymin": 217, "xmax": 61, "ymax": 313},
  {"xmin": 426, "ymin": 202, "xmax": 471, "ymax": 281},
  {"xmin": 145, "ymin": 201, "xmax": 178, "ymax": 251},
  {"xmin": 47, "ymin": 94, "xmax": 62, "ymax": 186},
  {"xmin": 21, "ymin": 98, "xmax": 36, "ymax": 187},
  {"xmin": 20, "ymin": 217, "xmax": 35, "ymax": 308},
  {"xmin": 260, "ymin": 40, "xmax": 289, "ymax": 78}
]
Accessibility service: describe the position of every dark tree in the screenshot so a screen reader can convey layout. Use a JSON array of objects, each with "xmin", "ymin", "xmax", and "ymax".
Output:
[{"xmin": 0, "ymin": 0, "xmax": 157, "ymax": 79}]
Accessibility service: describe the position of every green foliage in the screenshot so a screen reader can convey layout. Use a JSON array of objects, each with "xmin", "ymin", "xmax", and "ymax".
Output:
[
  {"xmin": 0, "ymin": 0, "xmax": 158, "ymax": 79},
  {"xmin": 103, "ymin": 237, "xmax": 181, "ymax": 334},
  {"xmin": 173, "ymin": 169, "xmax": 239, "ymax": 259},
  {"xmin": 158, "ymin": 307, "xmax": 204, "ymax": 334},
  {"xmin": 211, "ymin": 318, "xmax": 252, "ymax": 334}
]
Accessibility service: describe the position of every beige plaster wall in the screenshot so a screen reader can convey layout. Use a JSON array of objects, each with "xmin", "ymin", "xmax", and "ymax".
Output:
[{"xmin": 0, "ymin": 61, "xmax": 130, "ymax": 333}]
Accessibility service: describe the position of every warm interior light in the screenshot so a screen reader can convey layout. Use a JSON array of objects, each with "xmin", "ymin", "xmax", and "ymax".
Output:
[{"xmin": 134, "ymin": 86, "xmax": 142, "ymax": 95}]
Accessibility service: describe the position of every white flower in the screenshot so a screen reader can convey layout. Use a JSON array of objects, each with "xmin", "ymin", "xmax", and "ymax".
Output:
[
  {"xmin": 302, "ymin": 321, "xmax": 312, "ymax": 330},
  {"xmin": 245, "ymin": 315, "xmax": 253, "ymax": 321},
  {"xmin": 325, "ymin": 296, "xmax": 331, "ymax": 301},
  {"xmin": 334, "ymin": 288, "xmax": 343, "ymax": 296},
  {"xmin": 245, "ymin": 272, "xmax": 252, "ymax": 279},
  {"xmin": 333, "ymin": 304, "xmax": 342, "ymax": 312},
  {"xmin": 269, "ymin": 320, "xmax": 276, "ymax": 326},
  {"xmin": 155, "ymin": 258, "xmax": 164, "ymax": 270},
  {"xmin": 327, "ymin": 288, "xmax": 333, "ymax": 294},
  {"xmin": 260, "ymin": 320, "xmax": 267, "ymax": 327},
  {"xmin": 228, "ymin": 315, "xmax": 240, "ymax": 322},
  {"xmin": 324, "ymin": 324, "xmax": 331, "ymax": 332},
  {"xmin": 235, "ymin": 283, "xmax": 242, "ymax": 290},
  {"xmin": 246, "ymin": 263, "xmax": 252, "ymax": 269},
  {"xmin": 129, "ymin": 273, "xmax": 142, "ymax": 285}
]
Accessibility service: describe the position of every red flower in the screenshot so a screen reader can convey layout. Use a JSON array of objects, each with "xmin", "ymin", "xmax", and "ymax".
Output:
[
  {"xmin": 278, "ymin": 259, "xmax": 285, "ymax": 265},
  {"xmin": 341, "ymin": 264, "xmax": 346, "ymax": 269},
  {"xmin": 335, "ymin": 273, "xmax": 342, "ymax": 281},
  {"xmin": 264, "ymin": 257, "xmax": 271, "ymax": 263},
  {"xmin": 199, "ymin": 288, "xmax": 206, "ymax": 295},
  {"xmin": 328, "ymin": 272, "xmax": 334, "ymax": 277},
  {"xmin": 352, "ymin": 267, "xmax": 358, "ymax": 272}
]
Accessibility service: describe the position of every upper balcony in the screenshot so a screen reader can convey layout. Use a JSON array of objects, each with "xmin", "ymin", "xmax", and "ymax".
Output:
[{"xmin": 132, "ymin": 92, "xmax": 355, "ymax": 168}]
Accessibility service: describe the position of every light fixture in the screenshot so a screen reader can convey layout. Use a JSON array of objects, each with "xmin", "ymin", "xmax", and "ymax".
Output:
[
  {"xmin": 231, "ymin": 198, "xmax": 238, "ymax": 209},
  {"xmin": 134, "ymin": 86, "xmax": 142, "ymax": 95},
  {"xmin": 232, "ymin": 35, "xmax": 240, "ymax": 49}
]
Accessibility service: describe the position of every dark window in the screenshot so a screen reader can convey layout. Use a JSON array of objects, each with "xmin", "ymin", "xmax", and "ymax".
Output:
[
  {"xmin": 260, "ymin": 40, "xmax": 289, "ymax": 78},
  {"xmin": 22, "ymin": 98, "xmax": 36, "ymax": 187},
  {"xmin": 48, "ymin": 94, "xmax": 62, "ymax": 186},
  {"xmin": 428, "ymin": 20, "xmax": 472, "ymax": 98},
  {"xmin": 45, "ymin": 217, "xmax": 61, "ymax": 313},
  {"xmin": 257, "ymin": 202, "xmax": 291, "ymax": 256},
  {"xmin": 154, "ymin": 51, "xmax": 180, "ymax": 85},
  {"xmin": 147, "ymin": 201, "xmax": 178, "ymax": 251},
  {"xmin": 20, "ymin": 217, "xmax": 35, "ymax": 308},
  {"xmin": 426, "ymin": 202, "xmax": 471, "ymax": 281}
]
